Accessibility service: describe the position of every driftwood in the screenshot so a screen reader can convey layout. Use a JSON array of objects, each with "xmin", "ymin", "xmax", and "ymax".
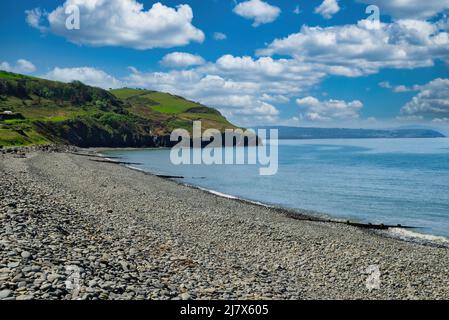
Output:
[
  {"xmin": 156, "ymin": 175, "xmax": 184, "ymax": 179},
  {"xmin": 284, "ymin": 211, "xmax": 419, "ymax": 231},
  {"xmin": 345, "ymin": 221, "xmax": 417, "ymax": 230}
]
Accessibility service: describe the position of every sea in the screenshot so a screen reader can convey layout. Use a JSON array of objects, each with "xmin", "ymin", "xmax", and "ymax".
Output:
[{"xmin": 102, "ymin": 138, "xmax": 449, "ymax": 241}]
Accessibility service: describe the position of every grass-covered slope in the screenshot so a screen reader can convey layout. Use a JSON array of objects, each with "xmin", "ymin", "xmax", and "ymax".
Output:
[
  {"xmin": 0, "ymin": 71, "xmax": 236, "ymax": 147},
  {"xmin": 110, "ymin": 88, "xmax": 234, "ymax": 134}
]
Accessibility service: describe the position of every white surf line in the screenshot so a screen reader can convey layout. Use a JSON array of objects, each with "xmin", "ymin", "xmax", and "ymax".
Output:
[
  {"xmin": 388, "ymin": 228, "xmax": 449, "ymax": 246},
  {"xmin": 174, "ymin": 179, "xmax": 449, "ymax": 247}
]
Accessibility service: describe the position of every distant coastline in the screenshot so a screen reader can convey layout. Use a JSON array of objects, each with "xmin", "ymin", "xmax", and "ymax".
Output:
[{"xmin": 258, "ymin": 126, "xmax": 445, "ymax": 140}]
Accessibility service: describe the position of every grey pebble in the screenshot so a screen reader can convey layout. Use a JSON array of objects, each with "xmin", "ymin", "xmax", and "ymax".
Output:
[{"xmin": 0, "ymin": 289, "xmax": 12, "ymax": 299}]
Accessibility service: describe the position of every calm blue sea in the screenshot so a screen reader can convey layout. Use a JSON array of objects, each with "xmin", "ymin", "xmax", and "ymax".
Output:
[{"xmin": 103, "ymin": 138, "xmax": 449, "ymax": 238}]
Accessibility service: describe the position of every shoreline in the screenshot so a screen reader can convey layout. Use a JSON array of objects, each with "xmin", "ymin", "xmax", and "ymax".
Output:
[
  {"xmin": 1, "ymin": 149, "xmax": 449, "ymax": 300},
  {"xmin": 95, "ymin": 148, "xmax": 449, "ymax": 248},
  {"xmin": 190, "ymin": 184, "xmax": 449, "ymax": 248}
]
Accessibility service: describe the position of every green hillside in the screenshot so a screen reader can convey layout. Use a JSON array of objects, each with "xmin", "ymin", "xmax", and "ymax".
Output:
[
  {"xmin": 110, "ymin": 88, "xmax": 235, "ymax": 135},
  {"xmin": 0, "ymin": 71, "xmax": 236, "ymax": 147}
]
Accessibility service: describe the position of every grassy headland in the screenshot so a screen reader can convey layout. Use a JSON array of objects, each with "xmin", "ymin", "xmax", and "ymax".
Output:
[{"xmin": 0, "ymin": 71, "xmax": 236, "ymax": 148}]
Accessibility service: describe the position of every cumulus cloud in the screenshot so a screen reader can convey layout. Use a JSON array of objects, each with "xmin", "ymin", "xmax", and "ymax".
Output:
[
  {"xmin": 356, "ymin": 0, "xmax": 449, "ymax": 20},
  {"xmin": 296, "ymin": 96, "xmax": 363, "ymax": 121},
  {"xmin": 123, "ymin": 53, "xmax": 329, "ymax": 121},
  {"xmin": 379, "ymin": 81, "xmax": 421, "ymax": 93},
  {"xmin": 208, "ymin": 55, "xmax": 326, "ymax": 87},
  {"xmin": 400, "ymin": 78, "xmax": 449, "ymax": 122},
  {"xmin": 26, "ymin": 0, "xmax": 205, "ymax": 50},
  {"xmin": 125, "ymin": 66, "xmax": 282, "ymax": 120},
  {"xmin": 127, "ymin": 50, "xmax": 390, "ymax": 124},
  {"xmin": 0, "ymin": 59, "xmax": 37, "ymax": 74},
  {"xmin": 257, "ymin": 19, "xmax": 449, "ymax": 77},
  {"xmin": 213, "ymin": 32, "xmax": 227, "ymax": 40},
  {"xmin": 315, "ymin": 0, "xmax": 340, "ymax": 19},
  {"xmin": 378, "ymin": 81, "xmax": 393, "ymax": 89},
  {"xmin": 43, "ymin": 67, "xmax": 123, "ymax": 89},
  {"xmin": 215, "ymin": 55, "xmax": 283, "ymax": 76},
  {"xmin": 260, "ymin": 93, "xmax": 290, "ymax": 104},
  {"xmin": 25, "ymin": 8, "xmax": 47, "ymax": 32},
  {"xmin": 160, "ymin": 52, "xmax": 205, "ymax": 68},
  {"xmin": 293, "ymin": 5, "xmax": 301, "ymax": 15},
  {"xmin": 233, "ymin": 0, "xmax": 281, "ymax": 27},
  {"xmin": 201, "ymin": 95, "xmax": 279, "ymax": 116}
]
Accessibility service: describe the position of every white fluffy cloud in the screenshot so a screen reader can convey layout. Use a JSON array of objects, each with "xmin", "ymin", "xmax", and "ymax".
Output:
[
  {"xmin": 160, "ymin": 52, "xmax": 205, "ymax": 68},
  {"xmin": 379, "ymin": 81, "xmax": 421, "ymax": 93},
  {"xmin": 43, "ymin": 67, "xmax": 123, "ymax": 89},
  {"xmin": 215, "ymin": 55, "xmax": 283, "ymax": 76},
  {"xmin": 356, "ymin": 0, "xmax": 449, "ymax": 20},
  {"xmin": 26, "ymin": 0, "xmax": 205, "ymax": 50},
  {"xmin": 293, "ymin": 5, "xmax": 301, "ymax": 15},
  {"xmin": 258, "ymin": 19, "xmax": 449, "ymax": 76},
  {"xmin": 400, "ymin": 78, "xmax": 449, "ymax": 122},
  {"xmin": 207, "ymin": 55, "xmax": 325, "ymax": 89},
  {"xmin": 0, "ymin": 59, "xmax": 36, "ymax": 74},
  {"xmin": 315, "ymin": 0, "xmax": 340, "ymax": 19},
  {"xmin": 123, "ymin": 53, "xmax": 329, "ymax": 121},
  {"xmin": 296, "ymin": 96, "xmax": 363, "ymax": 121},
  {"xmin": 213, "ymin": 32, "xmax": 227, "ymax": 40},
  {"xmin": 233, "ymin": 0, "xmax": 281, "ymax": 27},
  {"xmin": 25, "ymin": 8, "xmax": 46, "ymax": 32},
  {"xmin": 125, "ymin": 65, "xmax": 282, "ymax": 120}
]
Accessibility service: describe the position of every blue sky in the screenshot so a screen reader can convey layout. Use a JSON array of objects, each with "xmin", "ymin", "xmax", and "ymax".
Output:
[{"xmin": 1, "ymin": 0, "xmax": 449, "ymax": 130}]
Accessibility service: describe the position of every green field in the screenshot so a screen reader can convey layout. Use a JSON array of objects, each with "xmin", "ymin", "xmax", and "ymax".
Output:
[
  {"xmin": 111, "ymin": 88, "xmax": 236, "ymax": 132},
  {"xmin": 144, "ymin": 92, "xmax": 200, "ymax": 114},
  {"xmin": 109, "ymin": 88, "xmax": 152, "ymax": 100},
  {"xmin": 111, "ymin": 89, "xmax": 203, "ymax": 114},
  {"xmin": 0, "ymin": 71, "xmax": 37, "ymax": 81},
  {"xmin": 0, "ymin": 127, "xmax": 50, "ymax": 147}
]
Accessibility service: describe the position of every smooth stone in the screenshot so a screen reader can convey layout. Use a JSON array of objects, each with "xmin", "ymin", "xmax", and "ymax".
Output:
[
  {"xmin": 16, "ymin": 294, "xmax": 34, "ymax": 300},
  {"xmin": 7, "ymin": 262, "xmax": 20, "ymax": 268},
  {"xmin": 40, "ymin": 283, "xmax": 52, "ymax": 290},
  {"xmin": 180, "ymin": 292, "xmax": 191, "ymax": 300},
  {"xmin": 47, "ymin": 274, "xmax": 61, "ymax": 282},
  {"xmin": 34, "ymin": 279, "xmax": 45, "ymax": 286},
  {"xmin": 0, "ymin": 289, "xmax": 12, "ymax": 299},
  {"xmin": 21, "ymin": 251, "xmax": 31, "ymax": 259}
]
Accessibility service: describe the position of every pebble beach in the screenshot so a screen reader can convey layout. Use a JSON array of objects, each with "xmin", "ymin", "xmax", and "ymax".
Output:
[{"xmin": 1, "ymin": 148, "xmax": 448, "ymax": 300}]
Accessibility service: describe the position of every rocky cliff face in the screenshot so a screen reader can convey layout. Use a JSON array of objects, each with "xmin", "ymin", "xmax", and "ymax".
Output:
[{"xmin": 34, "ymin": 119, "xmax": 176, "ymax": 148}]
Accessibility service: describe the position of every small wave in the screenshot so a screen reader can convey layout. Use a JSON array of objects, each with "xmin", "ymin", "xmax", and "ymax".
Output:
[
  {"xmin": 195, "ymin": 186, "xmax": 276, "ymax": 208},
  {"xmin": 389, "ymin": 228, "xmax": 449, "ymax": 246},
  {"xmin": 125, "ymin": 164, "xmax": 145, "ymax": 172},
  {"xmin": 196, "ymin": 187, "xmax": 239, "ymax": 200}
]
